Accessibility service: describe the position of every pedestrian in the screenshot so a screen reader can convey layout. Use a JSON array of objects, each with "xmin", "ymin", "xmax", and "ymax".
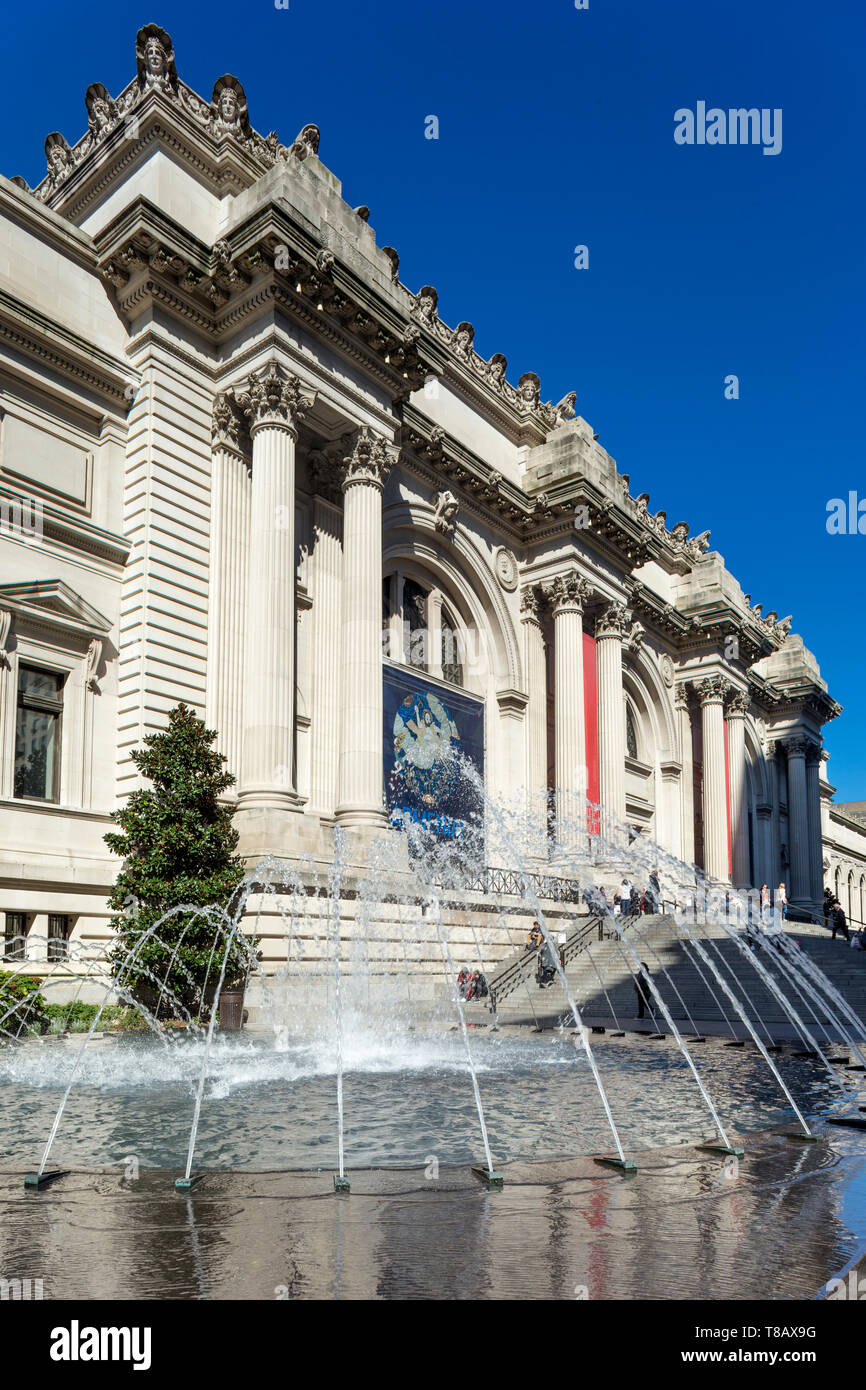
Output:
[
  {"xmin": 536, "ymin": 939, "xmax": 557, "ymax": 988},
  {"xmin": 525, "ymin": 921, "xmax": 542, "ymax": 951},
  {"xmin": 760, "ymin": 883, "xmax": 771, "ymax": 924},
  {"xmin": 648, "ymin": 869, "xmax": 661, "ymax": 914},
  {"xmin": 832, "ymin": 903, "xmax": 850, "ymax": 942},
  {"xmin": 634, "ymin": 961, "xmax": 653, "ymax": 1020},
  {"xmin": 777, "ymin": 882, "xmax": 788, "ymax": 921},
  {"xmin": 620, "ymin": 879, "xmax": 633, "ymax": 917},
  {"xmin": 823, "ymin": 887, "xmax": 835, "ymax": 930}
]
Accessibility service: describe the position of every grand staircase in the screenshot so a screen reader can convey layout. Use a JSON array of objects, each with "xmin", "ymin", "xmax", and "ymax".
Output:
[{"xmin": 468, "ymin": 913, "xmax": 866, "ymax": 1037}]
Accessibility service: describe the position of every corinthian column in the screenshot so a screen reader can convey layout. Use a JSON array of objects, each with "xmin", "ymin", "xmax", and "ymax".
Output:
[
  {"xmin": 336, "ymin": 426, "xmax": 394, "ymax": 829},
  {"xmin": 596, "ymin": 601, "xmax": 630, "ymax": 843},
  {"xmin": 695, "ymin": 676, "xmax": 730, "ymax": 882},
  {"xmin": 207, "ymin": 392, "xmax": 250, "ymax": 784},
  {"xmin": 520, "ymin": 585, "xmax": 548, "ymax": 839},
  {"xmin": 235, "ymin": 362, "xmax": 315, "ymax": 812},
  {"xmin": 549, "ymin": 571, "xmax": 591, "ymax": 840},
  {"xmin": 726, "ymin": 688, "xmax": 751, "ymax": 889},
  {"xmin": 785, "ymin": 735, "xmax": 812, "ymax": 910}
]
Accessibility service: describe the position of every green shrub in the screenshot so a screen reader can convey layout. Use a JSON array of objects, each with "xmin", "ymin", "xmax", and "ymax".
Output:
[
  {"xmin": 0, "ymin": 971, "xmax": 50, "ymax": 1036},
  {"xmin": 104, "ymin": 704, "xmax": 254, "ymax": 1017}
]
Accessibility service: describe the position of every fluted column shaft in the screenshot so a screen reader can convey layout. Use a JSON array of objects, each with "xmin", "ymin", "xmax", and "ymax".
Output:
[
  {"xmin": 786, "ymin": 737, "xmax": 812, "ymax": 908},
  {"xmin": 596, "ymin": 602, "xmax": 629, "ymax": 842},
  {"xmin": 236, "ymin": 363, "xmax": 314, "ymax": 809},
  {"xmin": 336, "ymin": 427, "xmax": 392, "ymax": 828},
  {"xmin": 550, "ymin": 572, "xmax": 591, "ymax": 838},
  {"xmin": 207, "ymin": 394, "xmax": 249, "ymax": 783},
  {"xmin": 697, "ymin": 677, "xmax": 730, "ymax": 882},
  {"xmin": 726, "ymin": 692, "xmax": 750, "ymax": 888},
  {"xmin": 521, "ymin": 587, "xmax": 548, "ymax": 827}
]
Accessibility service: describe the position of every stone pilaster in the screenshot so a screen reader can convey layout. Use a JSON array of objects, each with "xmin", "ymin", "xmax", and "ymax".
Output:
[
  {"xmin": 0, "ymin": 609, "xmax": 12, "ymax": 800},
  {"xmin": 548, "ymin": 570, "xmax": 591, "ymax": 838},
  {"xmin": 235, "ymin": 362, "xmax": 315, "ymax": 816},
  {"xmin": 336, "ymin": 426, "xmax": 394, "ymax": 829},
  {"xmin": 726, "ymin": 688, "xmax": 750, "ymax": 888},
  {"xmin": 596, "ymin": 601, "xmax": 630, "ymax": 842},
  {"xmin": 805, "ymin": 741, "xmax": 823, "ymax": 908},
  {"xmin": 784, "ymin": 735, "xmax": 812, "ymax": 910},
  {"xmin": 695, "ymin": 676, "xmax": 731, "ymax": 882},
  {"xmin": 520, "ymin": 585, "xmax": 548, "ymax": 826},
  {"xmin": 675, "ymin": 684, "xmax": 695, "ymax": 865},
  {"xmin": 206, "ymin": 391, "xmax": 250, "ymax": 785}
]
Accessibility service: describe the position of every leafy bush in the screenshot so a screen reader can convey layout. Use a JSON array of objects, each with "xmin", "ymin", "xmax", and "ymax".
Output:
[
  {"xmin": 45, "ymin": 1002, "xmax": 147, "ymax": 1033},
  {"xmin": 0, "ymin": 971, "xmax": 50, "ymax": 1036}
]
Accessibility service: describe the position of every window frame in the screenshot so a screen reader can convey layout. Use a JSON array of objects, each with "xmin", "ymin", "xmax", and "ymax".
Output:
[
  {"xmin": 3, "ymin": 911, "xmax": 28, "ymax": 962},
  {"xmin": 47, "ymin": 913, "xmax": 71, "ymax": 963},
  {"xmin": 14, "ymin": 663, "xmax": 64, "ymax": 804}
]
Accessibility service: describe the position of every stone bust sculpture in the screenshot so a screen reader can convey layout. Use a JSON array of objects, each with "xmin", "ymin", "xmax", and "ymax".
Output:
[
  {"xmin": 210, "ymin": 75, "xmax": 250, "ymax": 139},
  {"xmin": 136, "ymin": 23, "xmax": 177, "ymax": 94}
]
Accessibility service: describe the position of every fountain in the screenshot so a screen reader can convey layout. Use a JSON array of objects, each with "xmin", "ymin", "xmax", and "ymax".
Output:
[{"xmin": 2, "ymin": 768, "xmax": 866, "ymax": 1192}]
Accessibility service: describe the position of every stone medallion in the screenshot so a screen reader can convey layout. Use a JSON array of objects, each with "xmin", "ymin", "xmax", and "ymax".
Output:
[{"xmin": 494, "ymin": 546, "xmax": 518, "ymax": 592}]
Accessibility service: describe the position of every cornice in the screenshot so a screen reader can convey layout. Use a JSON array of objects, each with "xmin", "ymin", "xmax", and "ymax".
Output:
[{"xmin": 0, "ymin": 288, "xmax": 130, "ymax": 408}]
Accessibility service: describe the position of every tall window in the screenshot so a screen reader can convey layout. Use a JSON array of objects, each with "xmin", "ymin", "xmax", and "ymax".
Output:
[
  {"xmin": 441, "ymin": 605, "xmax": 463, "ymax": 687},
  {"xmin": 625, "ymin": 702, "xmax": 639, "ymax": 760},
  {"xmin": 15, "ymin": 666, "xmax": 63, "ymax": 801},
  {"xmin": 402, "ymin": 579, "xmax": 428, "ymax": 670},
  {"xmin": 47, "ymin": 914, "xmax": 71, "ymax": 963},
  {"xmin": 3, "ymin": 912, "xmax": 28, "ymax": 962}
]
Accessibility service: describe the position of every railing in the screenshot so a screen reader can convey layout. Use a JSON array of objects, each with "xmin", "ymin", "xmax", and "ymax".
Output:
[
  {"xmin": 487, "ymin": 911, "xmax": 629, "ymax": 1010},
  {"xmin": 434, "ymin": 866, "xmax": 582, "ymax": 903}
]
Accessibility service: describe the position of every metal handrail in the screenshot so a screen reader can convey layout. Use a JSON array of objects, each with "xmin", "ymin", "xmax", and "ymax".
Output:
[{"xmin": 434, "ymin": 866, "xmax": 582, "ymax": 903}]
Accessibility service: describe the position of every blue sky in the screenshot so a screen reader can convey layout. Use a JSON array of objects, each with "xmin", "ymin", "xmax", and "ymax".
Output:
[{"xmin": 3, "ymin": 0, "xmax": 863, "ymax": 796}]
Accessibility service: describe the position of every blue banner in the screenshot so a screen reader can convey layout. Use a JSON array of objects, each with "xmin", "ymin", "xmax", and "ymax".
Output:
[{"xmin": 383, "ymin": 665, "xmax": 485, "ymax": 839}]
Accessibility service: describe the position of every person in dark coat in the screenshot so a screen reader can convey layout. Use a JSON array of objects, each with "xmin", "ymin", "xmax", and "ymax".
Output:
[
  {"xmin": 536, "ymin": 940, "xmax": 557, "ymax": 988},
  {"xmin": 634, "ymin": 961, "xmax": 653, "ymax": 1019},
  {"xmin": 832, "ymin": 903, "xmax": 850, "ymax": 942}
]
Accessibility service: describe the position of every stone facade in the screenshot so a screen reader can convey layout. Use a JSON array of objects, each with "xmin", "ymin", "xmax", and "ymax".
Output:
[{"xmin": 0, "ymin": 26, "xmax": 858, "ymax": 978}]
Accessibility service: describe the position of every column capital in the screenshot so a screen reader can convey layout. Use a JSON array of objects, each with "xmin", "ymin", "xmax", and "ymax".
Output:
[
  {"xmin": 783, "ymin": 734, "xmax": 809, "ymax": 759},
  {"xmin": 674, "ymin": 682, "xmax": 691, "ymax": 711},
  {"xmin": 805, "ymin": 738, "xmax": 823, "ymax": 765},
  {"xmin": 725, "ymin": 687, "xmax": 750, "ymax": 718},
  {"xmin": 694, "ymin": 674, "xmax": 731, "ymax": 706},
  {"xmin": 340, "ymin": 425, "xmax": 395, "ymax": 492},
  {"xmin": 236, "ymin": 361, "xmax": 315, "ymax": 439},
  {"xmin": 547, "ymin": 570, "xmax": 592, "ymax": 616},
  {"xmin": 520, "ymin": 584, "xmax": 544, "ymax": 626},
  {"xmin": 595, "ymin": 600, "xmax": 631, "ymax": 640},
  {"xmin": 211, "ymin": 391, "xmax": 248, "ymax": 461}
]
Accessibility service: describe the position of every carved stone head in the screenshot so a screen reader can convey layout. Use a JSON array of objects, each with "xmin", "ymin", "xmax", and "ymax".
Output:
[
  {"xmin": 85, "ymin": 83, "xmax": 118, "ymax": 136},
  {"xmin": 44, "ymin": 132, "xmax": 74, "ymax": 185},
  {"xmin": 136, "ymin": 24, "xmax": 177, "ymax": 94},
  {"xmin": 289, "ymin": 124, "xmax": 320, "ymax": 160},
  {"xmin": 486, "ymin": 353, "xmax": 507, "ymax": 386},
  {"xmin": 210, "ymin": 75, "xmax": 250, "ymax": 138},
  {"xmin": 517, "ymin": 372, "xmax": 540, "ymax": 411}
]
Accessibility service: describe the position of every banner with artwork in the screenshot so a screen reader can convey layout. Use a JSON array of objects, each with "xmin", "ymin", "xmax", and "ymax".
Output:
[{"xmin": 383, "ymin": 665, "xmax": 485, "ymax": 840}]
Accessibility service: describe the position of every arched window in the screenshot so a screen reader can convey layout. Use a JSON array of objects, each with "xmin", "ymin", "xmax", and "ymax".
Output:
[
  {"xmin": 848, "ymin": 870, "xmax": 856, "ymax": 921},
  {"xmin": 835, "ymin": 867, "xmax": 842, "ymax": 904},
  {"xmin": 859, "ymin": 875, "xmax": 866, "ymax": 925},
  {"xmin": 382, "ymin": 572, "xmax": 466, "ymax": 689},
  {"xmin": 625, "ymin": 702, "xmax": 639, "ymax": 760}
]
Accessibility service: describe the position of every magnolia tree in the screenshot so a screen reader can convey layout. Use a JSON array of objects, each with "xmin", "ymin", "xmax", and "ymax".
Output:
[{"xmin": 104, "ymin": 704, "xmax": 252, "ymax": 1016}]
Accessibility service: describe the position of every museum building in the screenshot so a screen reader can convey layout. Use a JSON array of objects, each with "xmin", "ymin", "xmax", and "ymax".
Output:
[{"xmin": 0, "ymin": 25, "xmax": 860, "ymax": 974}]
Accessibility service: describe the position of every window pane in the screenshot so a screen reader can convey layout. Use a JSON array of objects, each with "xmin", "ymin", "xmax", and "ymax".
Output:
[
  {"xmin": 14, "ymin": 708, "xmax": 57, "ymax": 799},
  {"xmin": 4, "ymin": 913, "xmax": 27, "ymax": 962},
  {"xmin": 48, "ymin": 915, "xmax": 70, "ymax": 962},
  {"xmin": 441, "ymin": 608, "xmax": 464, "ymax": 687},
  {"xmin": 18, "ymin": 666, "xmax": 62, "ymax": 699},
  {"xmin": 403, "ymin": 579, "xmax": 428, "ymax": 670}
]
